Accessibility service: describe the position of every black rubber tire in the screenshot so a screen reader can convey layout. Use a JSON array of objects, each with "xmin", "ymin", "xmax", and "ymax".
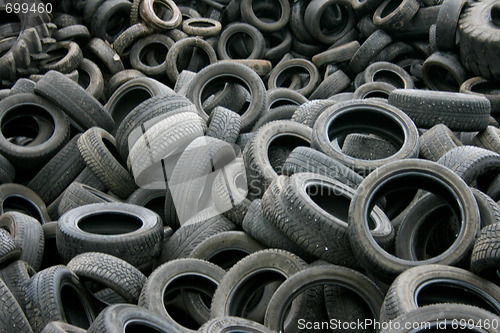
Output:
[
  {"xmin": 419, "ymin": 124, "xmax": 462, "ymax": 162},
  {"xmin": 111, "ymin": 23, "xmax": 152, "ymax": 59},
  {"xmin": 372, "ymin": 0, "xmax": 420, "ymax": 31},
  {"xmin": 266, "ymin": 88, "xmax": 308, "ymax": 111},
  {"xmin": 189, "ymin": 231, "xmax": 264, "ymax": 269},
  {"xmin": 421, "ymin": 51, "xmax": 467, "ymax": 92},
  {"xmin": 105, "ymin": 77, "xmax": 174, "ymax": 134},
  {"xmin": 353, "ymin": 82, "xmax": 395, "ymax": 100},
  {"xmin": 76, "ymin": 58, "xmax": 104, "ymax": 100},
  {"xmin": 25, "ymin": 265, "xmax": 97, "ymax": 332},
  {"xmin": 241, "ymin": 198, "xmax": 314, "ymax": 261},
  {"xmin": 56, "ymin": 202, "xmax": 163, "ymax": 267},
  {"xmin": 9, "ymin": 78, "xmax": 36, "ymax": 96},
  {"xmin": 165, "ymin": 37, "xmax": 218, "ymax": 84},
  {"xmin": 210, "ymin": 249, "xmax": 307, "ymax": 328},
  {"xmin": 240, "ymin": 0, "xmax": 290, "ymax": 33},
  {"xmin": 67, "ymin": 252, "xmax": 146, "ymax": 304},
  {"xmin": 471, "ymin": 223, "xmax": 500, "ymax": 285},
  {"xmin": 139, "ymin": 258, "xmax": 226, "ymax": 332},
  {"xmin": 187, "ymin": 62, "xmax": 267, "ymax": 133},
  {"xmin": 304, "ymin": 0, "xmax": 355, "ymax": 45},
  {"xmin": 200, "ymin": 316, "xmax": 275, "ymax": 333},
  {"xmin": 264, "ymin": 264, "xmax": 384, "ymax": 333},
  {"xmin": 251, "ymin": 105, "xmax": 298, "ymax": 132},
  {"xmin": 157, "ymin": 215, "xmax": 236, "ymax": 264},
  {"xmin": 265, "ymin": 173, "xmax": 393, "ymax": 267},
  {"xmin": 308, "ymin": 69, "xmax": 351, "ymax": 100},
  {"xmin": 0, "ymin": 93, "xmax": 70, "ymax": 171},
  {"xmin": 267, "ymin": 58, "xmax": 321, "ymax": 97},
  {"xmin": 0, "ymin": 153, "xmax": 15, "ymax": 184},
  {"xmin": 34, "ymin": 70, "xmax": 114, "ymax": 133},
  {"xmin": 0, "ymin": 260, "xmax": 35, "ymax": 311},
  {"xmin": 348, "ymin": 159, "xmax": 481, "ymax": 283},
  {"xmin": 107, "ymin": 69, "xmax": 148, "ymax": 98},
  {"xmin": 206, "ymin": 107, "xmax": 242, "ymax": 144},
  {"xmin": 313, "ymin": 40, "xmax": 360, "ymax": 68},
  {"xmin": 341, "ymin": 133, "xmax": 399, "ymax": 160},
  {"xmin": 243, "ymin": 120, "xmax": 311, "ymax": 199},
  {"xmin": 28, "ymin": 134, "xmax": 85, "ymax": 205},
  {"xmin": 380, "ymin": 264, "xmax": 500, "ymax": 322},
  {"xmin": 87, "ymin": 304, "xmax": 181, "ymax": 333},
  {"xmin": 0, "ymin": 228, "xmax": 21, "ymax": 267},
  {"xmin": 138, "ymin": 0, "xmax": 182, "ymax": 31},
  {"xmin": 282, "ymin": 146, "xmax": 364, "ymax": 189},
  {"xmin": 380, "ymin": 304, "xmax": 500, "ymax": 333},
  {"xmin": 437, "ymin": 146, "xmax": 500, "ymax": 193},
  {"xmin": 126, "ymin": 188, "xmax": 166, "ymax": 225},
  {"xmin": 388, "ymin": 89, "xmax": 491, "ymax": 131},
  {"xmin": 54, "ymin": 25, "xmax": 91, "ymax": 44},
  {"xmin": 0, "ymin": 277, "xmax": 33, "ymax": 333},
  {"xmin": 182, "ymin": 18, "xmax": 221, "ymax": 37},
  {"xmin": 473, "ymin": 126, "xmax": 500, "ymax": 155},
  {"xmin": 312, "ymin": 99, "xmax": 419, "ymax": 175},
  {"xmin": 0, "ymin": 212, "xmax": 44, "ymax": 271},
  {"xmin": 459, "ymin": 0, "xmax": 500, "ymax": 80},
  {"xmin": 217, "ymin": 23, "xmax": 266, "ymax": 60},
  {"xmin": 129, "ymin": 33, "xmax": 174, "ymax": 77},
  {"xmin": 461, "ymin": 77, "xmax": 500, "ymax": 114},
  {"xmin": 291, "ymin": 99, "xmax": 337, "ymax": 128},
  {"xmin": 115, "ymin": 95, "xmax": 196, "ymax": 161},
  {"xmin": 348, "ymin": 30, "xmax": 392, "ymax": 74},
  {"xmin": 85, "ymin": 37, "xmax": 125, "ymax": 77},
  {"xmin": 0, "ymin": 183, "xmax": 51, "ymax": 224},
  {"xmin": 57, "ymin": 182, "xmax": 118, "ymax": 217},
  {"xmin": 433, "ymin": 0, "xmax": 467, "ymax": 51},
  {"xmin": 39, "ymin": 41, "xmax": 83, "ymax": 74},
  {"xmin": 363, "ymin": 61, "xmax": 414, "ymax": 89},
  {"xmin": 91, "ymin": 0, "xmax": 131, "ymax": 43},
  {"xmin": 77, "ymin": 127, "xmax": 136, "ymax": 199}
]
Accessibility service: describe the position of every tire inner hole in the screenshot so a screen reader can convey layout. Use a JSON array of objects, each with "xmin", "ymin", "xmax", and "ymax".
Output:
[
  {"xmin": 267, "ymin": 135, "xmax": 310, "ymax": 174},
  {"xmin": 61, "ymin": 284, "xmax": 92, "ymax": 329},
  {"xmin": 373, "ymin": 69, "xmax": 405, "ymax": 88},
  {"xmin": 78, "ymin": 213, "xmax": 143, "ymax": 235}
]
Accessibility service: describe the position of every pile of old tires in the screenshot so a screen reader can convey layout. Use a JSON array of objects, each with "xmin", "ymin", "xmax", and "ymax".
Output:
[{"xmin": 1, "ymin": 0, "xmax": 500, "ymax": 332}]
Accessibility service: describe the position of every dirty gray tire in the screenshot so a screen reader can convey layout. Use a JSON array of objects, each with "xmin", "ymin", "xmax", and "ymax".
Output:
[
  {"xmin": 348, "ymin": 159, "xmax": 481, "ymax": 283},
  {"xmin": 380, "ymin": 264, "xmax": 500, "ymax": 322},
  {"xmin": 243, "ymin": 120, "xmax": 312, "ymax": 199},
  {"xmin": 0, "ymin": 277, "xmax": 33, "ymax": 333},
  {"xmin": 57, "ymin": 182, "xmax": 118, "ymax": 217},
  {"xmin": 56, "ymin": 203, "xmax": 163, "ymax": 267},
  {"xmin": 206, "ymin": 107, "xmax": 242, "ymax": 144},
  {"xmin": 87, "ymin": 304, "xmax": 181, "ymax": 333},
  {"xmin": 24, "ymin": 265, "xmax": 97, "ymax": 333},
  {"xmin": 0, "ymin": 260, "xmax": 35, "ymax": 311},
  {"xmin": 67, "ymin": 252, "xmax": 146, "ymax": 304},
  {"xmin": 34, "ymin": 70, "xmax": 114, "ymax": 133},
  {"xmin": 158, "ymin": 215, "xmax": 236, "ymax": 264},
  {"xmin": 28, "ymin": 134, "xmax": 85, "ymax": 205},
  {"xmin": 419, "ymin": 124, "xmax": 462, "ymax": 162},
  {"xmin": 388, "ymin": 89, "xmax": 491, "ymax": 131},
  {"xmin": 139, "ymin": 258, "xmax": 226, "ymax": 332},
  {"xmin": 264, "ymin": 264, "xmax": 384, "ymax": 333},
  {"xmin": 0, "ymin": 212, "xmax": 44, "ymax": 270},
  {"xmin": 40, "ymin": 321, "xmax": 86, "ymax": 333},
  {"xmin": 471, "ymin": 223, "xmax": 500, "ymax": 285},
  {"xmin": 187, "ymin": 62, "xmax": 267, "ymax": 133},
  {"xmin": 210, "ymin": 249, "xmax": 307, "ymax": 331},
  {"xmin": 78, "ymin": 127, "xmax": 137, "ymax": 199}
]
